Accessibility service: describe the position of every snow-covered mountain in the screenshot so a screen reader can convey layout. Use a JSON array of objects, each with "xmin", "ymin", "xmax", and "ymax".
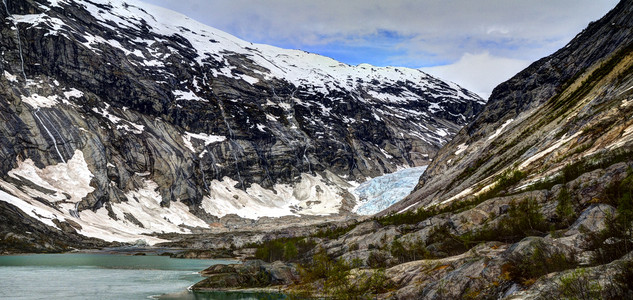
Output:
[{"xmin": 0, "ymin": 0, "xmax": 483, "ymax": 248}]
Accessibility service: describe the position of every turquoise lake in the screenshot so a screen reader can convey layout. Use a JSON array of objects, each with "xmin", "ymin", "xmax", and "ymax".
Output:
[{"xmin": 0, "ymin": 253, "xmax": 285, "ymax": 299}]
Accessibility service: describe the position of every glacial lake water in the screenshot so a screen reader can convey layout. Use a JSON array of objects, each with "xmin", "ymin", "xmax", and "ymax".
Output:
[{"xmin": 0, "ymin": 253, "xmax": 286, "ymax": 299}]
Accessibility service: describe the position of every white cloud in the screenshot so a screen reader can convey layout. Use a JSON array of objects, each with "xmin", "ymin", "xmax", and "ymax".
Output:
[
  {"xmin": 422, "ymin": 52, "xmax": 531, "ymax": 100},
  {"xmin": 143, "ymin": 0, "xmax": 618, "ymax": 60}
]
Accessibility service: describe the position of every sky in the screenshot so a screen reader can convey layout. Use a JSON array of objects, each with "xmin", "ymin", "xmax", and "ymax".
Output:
[{"xmin": 142, "ymin": 0, "xmax": 619, "ymax": 99}]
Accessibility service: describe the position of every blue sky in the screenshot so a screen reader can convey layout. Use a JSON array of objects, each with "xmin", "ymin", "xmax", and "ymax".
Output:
[{"xmin": 142, "ymin": 0, "xmax": 619, "ymax": 99}]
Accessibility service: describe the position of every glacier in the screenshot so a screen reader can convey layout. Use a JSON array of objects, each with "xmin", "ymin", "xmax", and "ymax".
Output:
[{"xmin": 353, "ymin": 166, "xmax": 428, "ymax": 215}]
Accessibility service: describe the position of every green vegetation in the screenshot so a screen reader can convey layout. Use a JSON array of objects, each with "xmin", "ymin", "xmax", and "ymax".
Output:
[
  {"xmin": 555, "ymin": 186, "xmax": 577, "ymax": 226},
  {"xmin": 366, "ymin": 251, "xmax": 389, "ymax": 268},
  {"xmin": 585, "ymin": 169, "xmax": 633, "ymax": 264},
  {"xmin": 390, "ymin": 238, "xmax": 432, "ymax": 263},
  {"xmin": 250, "ymin": 237, "xmax": 316, "ymax": 263},
  {"xmin": 526, "ymin": 147, "xmax": 633, "ymax": 192},
  {"xmin": 549, "ymin": 269, "xmax": 602, "ymax": 300},
  {"xmin": 545, "ymin": 41, "xmax": 633, "ymax": 124},
  {"xmin": 505, "ymin": 239, "xmax": 578, "ymax": 286},
  {"xmin": 247, "ymin": 222, "xmax": 360, "ymax": 264},
  {"xmin": 297, "ymin": 247, "xmax": 395, "ymax": 299},
  {"xmin": 462, "ymin": 198, "xmax": 549, "ymax": 245}
]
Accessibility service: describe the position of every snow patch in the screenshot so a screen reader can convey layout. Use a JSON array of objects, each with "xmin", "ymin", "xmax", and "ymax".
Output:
[
  {"xmin": 0, "ymin": 189, "xmax": 61, "ymax": 228},
  {"xmin": 183, "ymin": 131, "xmax": 226, "ymax": 152},
  {"xmin": 63, "ymin": 88, "xmax": 83, "ymax": 99},
  {"xmin": 454, "ymin": 143, "xmax": 468, "ymax": 155},
  {"xmin": 173, "ymin": 90, "xmax": 208, "ymax": 102},
  {"xmin": 201, "ymin": 173, "xmax": 349, "ymax": 219},
  {"xmin": 488, "ymin": 119, "xmax": 514, "ymax": 141},
  {"xmin": 7, "ymin": 150, "xmax": 94, "ymax": 203},
  {"xmin": 519, "ymin": 132, "xmax": 580, "ymax": 170},
  {"xmin": 115, "ymin": 179, "xmax": 209, "ymax": 232},
  {"xmin": 3, "ymin": 70, "xmax": 18, "ymax": 82},
  {"xmin": 440, "ymin": 187, "xmax": 473, "ymax": 205},
  {"xmin": 0, "ymin": 153, "xmax": 211, "ymax": 245},
  {"xmin": 21, "ymin": 94, "xmax": 59, "ymax": 108}
]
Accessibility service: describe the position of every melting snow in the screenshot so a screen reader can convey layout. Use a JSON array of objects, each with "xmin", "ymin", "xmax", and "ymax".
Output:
[
  {"xmin": 3, "ymin": 70, "xmax": 18, "ymax": 82},
  {"xmin": 201, "ymin": 173, "xmax": 348, "ymax": 219},
  {"xmin": 488, "ymin": 119, "xmax": 514, "ymax": 141},
  {"xmin": 0, "ymin": 151, "xmax": 209, "ymax": 245},
  {"xmin": 63, "ymin": 88, "xmax": 83, "ymax": 99},
  {"xmin": 173, "ymin": 90, "xmax": 208, "ymax": 102},
  {"xmin": 183, "ymin": 132, "xmax": 226, "ymax": 152},
  {"xmin": 21, "ymin": 94, "xmax": 59, "ymax": 108},
  {"xmin": 353, "ymin": 166, "xmax": 428, "ymax": 215},
  {"xmin": 454, "ymin": 143, "xmax": 468, "ymax": 155},
  {"xmin": 519, "ymin": 132, "xmax": 580, "ymax": 170},
  {"xmin": 7, "ymin": 150, "xmax": 94, "ymax": 203}
]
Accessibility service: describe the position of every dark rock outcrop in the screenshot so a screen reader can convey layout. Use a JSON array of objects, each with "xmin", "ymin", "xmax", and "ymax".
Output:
[{"xmin": 193, "ymin": 260, "xmax": 299, "ymax": 290}]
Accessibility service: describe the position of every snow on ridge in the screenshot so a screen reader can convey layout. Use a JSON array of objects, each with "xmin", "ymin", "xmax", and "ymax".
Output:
[
  {"xmin": 63, "ymin": 88, "xmax": 83, "ymax": 99},
  {"xmin": 38, "ymin": 0, "xmax": 480, "ymax": 104},
  {"xmin": 455, "ymin": 143, "xmax": 468, "ymax": 155},
  {"xmin": 3, "ymin": 70, "xmax": 18, "ymax": 82}
]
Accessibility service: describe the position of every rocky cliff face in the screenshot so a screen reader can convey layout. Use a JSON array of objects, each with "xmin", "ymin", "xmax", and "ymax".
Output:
[
  {"xmin": 388, "ymin": 0, "xmax": 633, "ymax": 213},
  {"xmin": 262, "ymin": 1, "xmax": 633, "ymax": 298},
  {"xmin": 0, "ymin": 0, "xmax": 483, "ymax": 247}
]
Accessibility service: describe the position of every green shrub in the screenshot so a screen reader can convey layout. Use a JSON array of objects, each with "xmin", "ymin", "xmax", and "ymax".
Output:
[
  {"xmin": 299, "ymin": 248, "xmax": 395, "ymax": 298},
  {"xmin": 586, "ymin": 170, "xmax": 633, "ymax": 264},
  {"xmin": 611, "ymin": 261, "xmax": 633, "ymax": 298},
  {"xmin": 548, "ymin": 268, "xmax": 601, "ymax": 300},
  {"xmin": 253, "ymin": 237, "xmax": 316, "ymax": 262},
  {"xmin": 299, "ymin": 247, "xmax": 333, "ymax": 282},
  {"xmin": 426, "ymin": 225, "xmax": 468, "ymax": 257},
  {"xmin": 367, "ymin": 251, "xmax": 389, "ymax": 268},
  {"xmin": 555, "ymin": 186, "xmax": 577, "ymax": 226},
  {"xmin": 462, "ymin": 198, "xmax": 549, "ymax": 245},
  {"xmin": 506, "ymin": 239, "xmax": 578, "ymax": 286}
]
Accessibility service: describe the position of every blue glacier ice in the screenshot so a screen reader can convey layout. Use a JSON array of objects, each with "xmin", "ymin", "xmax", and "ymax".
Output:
[{"xmin": 353, "ymin": 166, "xmax": 428, "ymax": 215}]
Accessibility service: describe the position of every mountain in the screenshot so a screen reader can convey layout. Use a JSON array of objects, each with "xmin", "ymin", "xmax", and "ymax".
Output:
[
  {"xmin": 0, "ymin": 0, "xmax": 483, "ymax": 249},
  {"xmin": 388, "ymin": 0, "xmax": 633, "ymax": 213},
  {"xmin": 282, "ymin": 0, "xmax": 633, "ymax": 297}
]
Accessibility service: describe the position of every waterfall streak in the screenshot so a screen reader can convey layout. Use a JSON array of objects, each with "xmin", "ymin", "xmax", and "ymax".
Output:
[
  {"xmin": 33, "ymin": 109, "xmax": 66, "ymax": 163},
  {"xmin": 2, "ymin": 0, "xmax": 27, "ymax": 81},
  {"xmin": 217, "ymin": 100, "xmax": 243, "ymax": 187},
  {"xmin": 41, "ymin": 111, "xmax": 71, "ymax": 159}
]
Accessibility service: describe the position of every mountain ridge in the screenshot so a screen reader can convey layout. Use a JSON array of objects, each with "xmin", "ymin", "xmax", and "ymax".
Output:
[
  {"xmin": 386, "ymin": 0, "xmax": 633, "ymax": 213},
  {"xmin": 0, "ymin": 0, "xmax": 483, "ymax": 247}
]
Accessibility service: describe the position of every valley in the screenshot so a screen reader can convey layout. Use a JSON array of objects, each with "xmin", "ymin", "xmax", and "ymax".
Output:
[{"xmin": 1, "ymin": 0, "xmax": 633, "ymax": 299}]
